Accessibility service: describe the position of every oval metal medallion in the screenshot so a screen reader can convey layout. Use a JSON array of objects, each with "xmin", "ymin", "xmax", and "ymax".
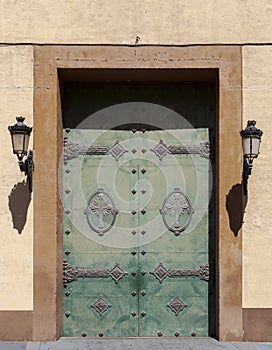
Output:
[
  {"xmin": 159, "ymin": 188, "xmax": 193, "ymax": 234},
  {"xmin": 84, "ymin": 188, "xmax": 118, "ymax": 236}
]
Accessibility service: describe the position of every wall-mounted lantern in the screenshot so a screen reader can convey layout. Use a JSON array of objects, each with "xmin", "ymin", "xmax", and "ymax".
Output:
[
  {"xmin": 8, "ymin": 116, "xmax": 34, "ymax": 192},
  {"xmin": 240, "ymin": 120, "xmax": 263, "ymax": 196}
]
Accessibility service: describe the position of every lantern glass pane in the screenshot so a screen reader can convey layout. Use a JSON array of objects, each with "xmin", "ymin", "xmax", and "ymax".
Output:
[
  {"xmin": 242, "ymin": 137, "xmax": 251, "ymax": 157},
  {"xmin": 251, "ymin": 136, "xmax": 260, "ymax": 158},
  {"xmin": 12, "ymin": 133, "xmax": 29, "ymax": 155}
]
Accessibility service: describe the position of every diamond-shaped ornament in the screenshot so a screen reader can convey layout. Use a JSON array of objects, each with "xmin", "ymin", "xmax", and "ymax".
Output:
[
  {"xmin": 150, "ymin": 139, "xmax": 170, "ymax": 161},
  {"xmin": 109, "ymin": 264, "xmax": 128, "ymax": 283},
  {"xmin": 167, "ymin": 296, "xmax": 187, "ymax": 316},
  {"xmin": 91, "ymin": 296, "xmax": 112, "ymax": 316},
  {"xmin": 150, "ymin": 262, "xmax": 169, "ymax": 283},
  {"xmin": 108, "ymin": 141, "xmax": 128, "ymax": 161}
]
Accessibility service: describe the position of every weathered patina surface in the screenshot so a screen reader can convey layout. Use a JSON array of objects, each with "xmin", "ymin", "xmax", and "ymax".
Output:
[{"xmin": 63, "ymin": 127, "xmax": 210, "ymax": 337}]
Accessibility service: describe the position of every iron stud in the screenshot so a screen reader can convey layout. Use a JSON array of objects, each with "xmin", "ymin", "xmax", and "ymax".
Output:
[
  {"xmin": 65, "ymin": 311, "xmax": 71, "ymax": 318},
  {"xmin": 141, "ymin": 169, "xmax": 146, "ymax": 174},
  {"xmin": 131, "ymin": 290, "xmax": 137, "ymax": 297},
  {"xmin": 131, "ymin": 311, "xmax": 136, "ymax": 317},
  {"xmin": 141, "ymin": 311, "xmax": 146, "ymax": 317},
  {"xmin": 191, "ymin": 331, "xmax": 196, "ymax": 337},
  {"xmin": 131, "ymin": 250, "xmax": 137, "ymax": 256},
  {"xmin": 175, "ymin": 332, "xmax": 180, "ymax": 337},
  {"xmin": 141, "ymin": 270, "xmax": 146, "ymax": 276},
  {"xmin": 131, "ymin": 271, "xmax": 137, "ymax": 276},
  {"xmin": 131, "ymin": 168, "xmax": 137, "ymax": 174},
  {"xmin": 131, "ymin": 210, "xmax": 137, "ymax": 215},
  {"xmin": 131, "ymin": 189, "xmax": 137, "ymax": 195},
  {"xmin": 141, "ymin": 209, "xmax": 146, "ymax": 215},
  {"xmin": 132, "ymin": 148, "xmax": 137, "ymax": 154},
  {"xmin": 141, "ymin": 230, "xmax": 146, "ymax": 235},
  {"xmin": 65, "ymin": 229, "xmax": 71, "ymax": 235},
  {"xmin": 65, "ymin": 291, "xmax": 70, "ymax": 297},
  {"xmin": 141, "ymin": 189, "xmax": 146, "ymax": 194},
  {"xmin": 158, "ymin": 332, "xmax": 163, "ymax": 337},
  {"xmin": 141, "ymin": 250, "xmax": 146, "ymax": 255},
  {"xmin": 65, "ymin": 249, "xmax": 70, "ymax": 256},
  {"xmin": 98, "ymin": 332, "xmax": 104, "ymax": 337},
  {"xmin": 82, "ymin": 332, "xmax": 87, "ymax": 337},
  {"xmin": 131, "ymin": 230, "xmax": 137, "ymax": 235},
  {"xmin": 141, "ymin": 290, "xmax": 146, "ymax": 296}
]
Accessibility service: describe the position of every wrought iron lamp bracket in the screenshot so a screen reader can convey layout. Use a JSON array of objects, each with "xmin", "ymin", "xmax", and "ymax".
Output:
[
  {"xmin": 242, "ymin": 156, "xmax": 252, "ymax": 196},
  {"xmin": 18, "ymin": 150, "xmax": 34, "ymax": 192}
]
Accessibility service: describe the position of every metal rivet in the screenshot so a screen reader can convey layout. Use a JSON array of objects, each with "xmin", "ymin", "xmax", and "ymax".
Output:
[
  {"xmin": 142, "ymin": 128, "xmax": 146, "ymax": 133},
  {"xmin": 65, "ymin": 291, "xmax": 70, "ymax": 297},
  {"xmin": 65, "ymin": 128, "xmax": 70, "ymax": 133},
  {"xmin": 174, "ymin": 231, "xmax": 180, "ymax": 236},
  {"xmin": 131, "ymin": 210, "xmax": 137, "ymax": 215},
  {"xmin": 131, "ymin": 189, "xmax": 137, "ymax": 195},
  {"xmin": 65, "ymin": 209, "xmax": 71, "ymax": 214},
  {"xmin": 132, "ymin": 128, "xmax": 137, "ymax": 133},
  {"xmin": 82, "ymin": 332, "xmax": 87, "ymax": 337},
  {"xmin": 141, "ymin": 290, "xmax": 146, "ymax": 296},
  {"xmin": 141, "ymin": 189, "xmax": 146, "ymax": 194},
  {"xmin": 141, "ymin": 270, "xmax": 146, "ymax": 276},
  {"xmin": 131, "ymin": 311, "xmax": 136, "ymax": 317},
  {"xmin": 131, "ymin": 250, "xmax": 137, "ymax": 256},
  {"xmin": 131, "ymin": 290, "xmax": 137, "ymax": 297},
  {"xmin": 131, "ymin": 271, "xmax": 137, "ymax": 276},
  {"xmin": 175, "ymin": 332, "xmax": 180, "ymax": 337},
  {"xmin": 132, "ymin": 168, "xmax": 137, "ymax": 174},
  {"xmin": 141, "ymin": 250, "xmax": 146, "ymax": 255},
  {"xmin": 99, "ymin": 332, "xmax": 104, "ymax": 337},
  {"xmin": 158, "ymin": 332, "xmax": 163, "ymax": 337},
  {"xmin": 65, "ymin": 249, "xmax": 70, "ymax": 256},
  {"xmin": 131, "ymin": 230, "xmax": 137, "ymax": 235},
  {"xmin": 141, "ymin": 230, "xmax": 146, "ymax": 235},
  {"xmin": 191, "ymin": 331, "xmax": 196, "ymax": 337},
  {"xmin": 141, "ymin": 209, "xmax": 146, "ymax": 215},
  {"xmin": 141, "ymin": 311, "xmax": 146, "ymax": 317},
  {"xmin": 65, "ymin": 189, "xmax": 71, "ymax": 194},
  {"xmin": 65, "ymin": 229, "xmax": 71, "ymax": 235},
  {"xmin": 65, "ymin": 311, "xmax": 71, "ymax": 318},
  {"xmin": 65, "ymin": 169, "xmax": 71, "ymax": 174},
  {"xmin": 64, "ymin": 161, "xmax": 68, "ymax": 166},
  {"xmin": 141, "ymin": 169, "xmax": 146, "ymax": 174},
  {"xmin": 141, "ymin": 149, "xmax": 147, "ymax": 153},
  {"xmin": 132, "ymin": 148, "xmax": 137, "ymax": 154}
]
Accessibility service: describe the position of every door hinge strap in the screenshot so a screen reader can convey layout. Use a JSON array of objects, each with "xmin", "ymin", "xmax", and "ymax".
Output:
[
  {"xmin": 150, "ymin": 262, "xmax": 209, "ymax": 283},
  {"xmin": 63, "ymin": 260, "xmax": 128, "ymax": 286}
]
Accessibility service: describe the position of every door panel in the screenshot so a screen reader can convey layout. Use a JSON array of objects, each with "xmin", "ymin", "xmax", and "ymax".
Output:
[{"xmin": 63, "ymin": 128, "xmax": 211, "ymax": 337}]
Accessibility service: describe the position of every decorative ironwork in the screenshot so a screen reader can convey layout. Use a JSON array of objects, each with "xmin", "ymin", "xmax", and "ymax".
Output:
[
  {"xmin": 160, "ymin": 188, "xmax": 193, "ymax": 234},
  {"xmin": 151, "ymin": 139, "xmax": 210, "ymax": 160},
  {"xmin": 166, "ymin": 296, "xmax": 188, "ymax": 316},
  {"xmin": 91, "ymin": 296, "xmax": 112, "ymax": 316},
  {"xmin": 150, "ymin": 262, "xmax": 209, "ymax": 283},
  {"xmin": 63, "ymin": 140, "xmax": 128, "ymax": 161},
  {"xmin": 84, "ymin": 188, "xmax": 118, "ymax": 235},
  {"xmin": 63, "ymin": 261, "xmax": 127, "ymax": 286}
]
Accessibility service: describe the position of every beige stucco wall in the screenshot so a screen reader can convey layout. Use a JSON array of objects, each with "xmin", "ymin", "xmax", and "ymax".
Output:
[
  {"xmin": 242, "ymin": 46, "xmax": 272, "ymax": 308},
  {"xmin": 0, "ymin": 1, "xmax": 272, "ymax": 311},
  {"xmin": 0, "ymin": 0, "xmax": 272, "ymax": 45},
  {"xmin": 0, "ymin": 46, "xmax": 33, "ymax": 310}
]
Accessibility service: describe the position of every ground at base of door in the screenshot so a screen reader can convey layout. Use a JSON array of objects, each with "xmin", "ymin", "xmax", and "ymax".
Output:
[{"xmin": 0, "ymin": 338, "xmax": 272, "ymax": 350}]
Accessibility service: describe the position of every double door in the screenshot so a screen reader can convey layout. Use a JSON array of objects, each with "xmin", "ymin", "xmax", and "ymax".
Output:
[{"xmin": 62, "ymin": 128, "xmax": 211, "ymax": 337}]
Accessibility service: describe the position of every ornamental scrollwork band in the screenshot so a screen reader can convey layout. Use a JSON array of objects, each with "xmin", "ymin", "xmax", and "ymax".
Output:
[
  {"xmin": 63, "ymin": 260, "xmax": 128, "ymax": 286},
  {"xmin": 63, "ymin": 139, "xmax": 128, "ymax": 161},
  {"xmin": 150, "ymin": 262, "xmax": 209, "ymax": 283},
  {"xmin": 150, "ymin": 139, "xmax": 210, "ymax": 160}
]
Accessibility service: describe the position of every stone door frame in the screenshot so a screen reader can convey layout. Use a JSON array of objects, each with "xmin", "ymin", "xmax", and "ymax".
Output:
[{"xmin": 31, "ymin": 45, "xmax": 242, "ymax": 341}]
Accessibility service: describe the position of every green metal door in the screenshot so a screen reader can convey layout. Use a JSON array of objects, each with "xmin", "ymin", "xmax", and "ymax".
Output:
[{"xmin": 62, "ymin": 127, "xmax": 211, "ymax": 337}]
